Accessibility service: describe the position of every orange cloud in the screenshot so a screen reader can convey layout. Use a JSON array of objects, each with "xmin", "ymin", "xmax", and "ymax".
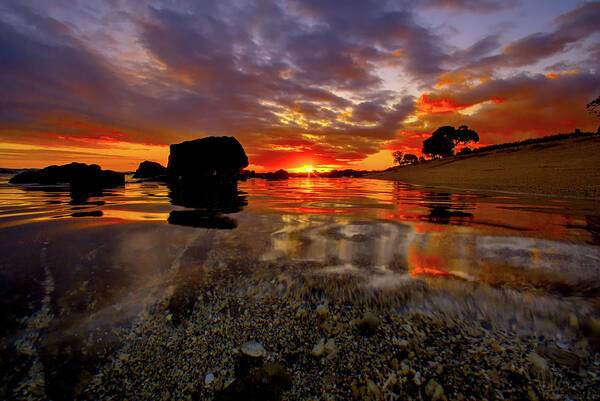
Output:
[
  {"xmin": 546, "ymin": 69, "xmax": 578, "ymax": 79},
  {"xmin": 417, "ymin": 94, "xmax": 473, "ymax": 113}
]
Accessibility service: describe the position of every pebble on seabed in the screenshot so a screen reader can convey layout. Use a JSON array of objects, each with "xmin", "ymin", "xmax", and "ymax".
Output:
[{"xmin": 240, "ymin": 341, "xmax": 266, "ymax": 358}]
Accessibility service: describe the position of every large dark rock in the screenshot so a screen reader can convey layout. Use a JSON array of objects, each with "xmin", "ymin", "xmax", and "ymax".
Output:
[
  {"xmin": 166, "ymin": 136, "xmax": 248, "ymax": 183},
  {"xmin": 133, "ymin": 161, "xmax": 166, "ymax": 179},
  {"xmin": 9, "ymin": 162, "xmax": 124, "ymax": 188}
]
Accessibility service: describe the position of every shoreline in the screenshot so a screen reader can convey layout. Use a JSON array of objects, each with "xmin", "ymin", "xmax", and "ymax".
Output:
[
  {"xmin": 368, "ymin": 135, "xmax": 600, "ymax": 200},
  {"xmin": 82, "ymin": 262, "xmax": 600, "ymax": 401}
]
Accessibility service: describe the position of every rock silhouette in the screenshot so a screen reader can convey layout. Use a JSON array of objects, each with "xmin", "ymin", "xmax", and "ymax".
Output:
[
  {"xmin": 133, "ymin": 161, "xmax": 166, "ymax": 179},
  {"xmin": 9, "ymin": 162, "xmax": 124, "ymax": 188},
  {"xmin": 166, "ymin": 136, "xmax": 248, "ymax": 184}
]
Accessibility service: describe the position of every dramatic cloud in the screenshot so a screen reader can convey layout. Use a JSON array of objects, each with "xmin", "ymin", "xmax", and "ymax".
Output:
[
  {"xmin": 0, "ymin": 0, "xmax": 598, "ymax": 170},
  {"xmin": 417, "ymin": 0, "xmax": 514, "ymax": 13},
  {"xmin": 400, "ymin": 72, "xmax": 600, "ymax": 154},
  {"xmin": 456, "ymin": 2, "xmax": 600, "ymax": 74}
]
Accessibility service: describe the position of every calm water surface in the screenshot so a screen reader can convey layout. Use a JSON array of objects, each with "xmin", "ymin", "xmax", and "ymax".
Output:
[{"xmin": 1, "ymin": 174, "xmax": 599, "ymax": 352}]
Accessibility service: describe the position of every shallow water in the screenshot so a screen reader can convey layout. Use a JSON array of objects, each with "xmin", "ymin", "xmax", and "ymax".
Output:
[{"xmin": 1, "ymin": 174, "xmax": 599, "ymax": 397}]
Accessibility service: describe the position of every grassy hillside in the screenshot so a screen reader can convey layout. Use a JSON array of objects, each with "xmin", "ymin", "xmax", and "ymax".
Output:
[{"xmin": 369, "ymin": 134, "xmax": 600, "ymax": 199}]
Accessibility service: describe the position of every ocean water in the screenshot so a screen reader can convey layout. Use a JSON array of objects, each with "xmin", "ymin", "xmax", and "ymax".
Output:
[{"xmin": 1, "ymin": 174, "xmax": 599, "ymax": 397}]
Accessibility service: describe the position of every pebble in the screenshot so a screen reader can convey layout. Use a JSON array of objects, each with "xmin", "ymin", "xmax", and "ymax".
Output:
[
  {"xmin": 312, "ymin": 338, "xmax": 326, "ymax": 357},
  {"xmin": 413, "ymin": 371, "xmax": 423, "ymax": 386},
  {"xmin": 324, "ymin": 339, "xmax": 337, "ymax": 358},
  {"xmin": 204, "ymin": 373, "xmax": 215, "ymax": 387},
  {"xmin": 295, "ymin": 307, "xmax": 308, "ymax": 319},
  {"xmin": 527, "ymin": 352, "xmax": 551, "ymax": 381},
  {"xmin": 425, "ymin": 379, "xmax": 446, "ymax": 401},
  {"xmin": 316, "ymin": 304, "xmax": 329, "ymax": 320},
  {"xmin": 356, "ymin": 311, "xmax": 380, "ymax": 335},
  {"xmin": 240, "ymin": 341, "xmax": 266, "ymax": 358}
]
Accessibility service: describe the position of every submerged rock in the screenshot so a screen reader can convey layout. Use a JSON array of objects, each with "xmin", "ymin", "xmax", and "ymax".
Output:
[
  {"xmin": 311, "ymin": 338, "xmax": 326, "ymax": 357},
  {"xmin": 527, "ymin": 352, "xmax": 551, "ymax": 381},
  {"xmin": 316, "ymin": 304, "xmax": 329, "ymax": 320},
  {"xmin": 167, "ymin": 283, "xmax": 200, "ymax": 325},
  {"xmin": 311, "ymin": 338, "xmax": 337, "ymax": 358},
  {"xmin": 204, "ymin": 373, "xmax": 215, "ymax": 387},
  {"xmin": 133, "ymin": 160, "xmax": 166, "ymax": 179},
  {"xmin": 215, "ymin": 362, "xmax": 291, "ymax": 401},
  {"xmin": 235, "ymin": 341, "xmax": 266, "ymax": 377},
  {"xmin": 240, "ymin": 341, "xmax": 266, "ymax": 358},
  {"xmin": 356, "ymin": 311, "xmax": 381, "ymax": 335},
  {"xmin": 425, "ymin": 379, "xmax": 446, "ymax": 401}
]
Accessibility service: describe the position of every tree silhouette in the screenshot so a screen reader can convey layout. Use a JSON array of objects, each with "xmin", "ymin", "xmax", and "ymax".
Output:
[
  {"xmin": 392, "ymin": 150, "xmax": 403, "ymax": 165},
  {"xmin": 587, "ymin": 95, "xmax": 600, "ymax": 117},
  {"xmin": 402, "ymin": 153, "xmax": 418, "ymax": 165},
  {"xmin": 422, "ymin": 125, "xmax": 479, "ymax": 158}
]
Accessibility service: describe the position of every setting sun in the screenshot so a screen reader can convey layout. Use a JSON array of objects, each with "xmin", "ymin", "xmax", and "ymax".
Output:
[{"xmin": 305, "ymin": 167, "xmax": 313, "ymax": 172}]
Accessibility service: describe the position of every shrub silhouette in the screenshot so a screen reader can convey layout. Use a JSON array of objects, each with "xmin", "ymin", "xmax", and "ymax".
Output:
[
  {"xmin": 422, "ymin": 125, "xmax": 479, "ymax": 158},
  {"xmin": 392, "ymin": 150, "xmax": 403, "ymax": 165},
  {"xmin": 402, "ymin": 153, "xmax": 418, "ymax": 165},
  {"xmin": 587, "ymin": 95, "xmax": 600, "ymax": 117}
]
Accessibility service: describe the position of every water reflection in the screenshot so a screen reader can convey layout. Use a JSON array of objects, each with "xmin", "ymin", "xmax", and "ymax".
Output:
[
  {"xmin": 167, "ymin": 181, "xmax": 247, "ymax": 229},
  {"xmin": 1, "ymin": 175, "xmax": 600, "ymax": 315},
  {"xmin": 418, "ymin": 191, "xmax": 475, "ymax": 224}
]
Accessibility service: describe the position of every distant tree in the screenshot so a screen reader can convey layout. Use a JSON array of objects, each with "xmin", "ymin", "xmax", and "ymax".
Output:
[
  {"xmin": 453, "ymin": 125, "xmax": 479, "ymax": 144},
  {"xmin": 422, "ymin": 127, "xmax": 456, "ymax": 158},
  {"xmin": 587, "ymin": 95, "xmax": 600, "ymax": 117},
  {"xmin": 457, "ymin": 147, "xmax": 472, "ymax": 156},
  {"xmin": 392, "ymin": 150, "xmax": 403, "ymax": 165},
  {"xmin": 587, "ymin": 95, "xmax": 600, "ymax": 133},
  {"xmin": 422, "ymin": 125, "xmax": 479, "ymax": 158},
  {"xmin": 402, "ymin": 153, "xmax": 418, "ymax": 165}
]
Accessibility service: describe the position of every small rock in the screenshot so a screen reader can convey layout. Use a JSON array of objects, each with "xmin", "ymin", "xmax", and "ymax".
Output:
[
  {"xmin": 383, "ymin": 373, "xmax": 397, "ymax": 389},
  {"xmin": 399, "ymin": 362, "xmax": 410, "ymax": 377},
  {"xmin": 366, "ymin": 380, "xmax": 381, "ymax": 399},
  {"xmin": 214, "ymin": 362, "xmax": 291, "ymax": 401},
  {"xmin": 311, "ymin": 338, "xmax": 326, "ymax": 357},
  {"xmin": 425, "ymin": 379, "xmax": 446, "ymax": 401},
  {"xmin": 413, "ymin": 371, "xmax": 423, "ymax": 386},
  {"xmin": 205, "ymin": 373, "xmax": 215, "ymax": 387},
  {"xmin": 538, "ymin": 343, "xmax": 581, "ymax": 369},
  {"xmin": 356, "ymin": 311, "xmax": 380, "ymax": 335},
  {"xmin": 324, "ymin": 339, "xmax": 337, "ymax": 358},
  {"xmin": 295, "ymin": 308, "xmax": 308, "ymax": 319},
  {"xmin": 236, "ymin": 341, "xmax": 267, "ymax": 376},
  {"xmin": 240, "ymin": 341, "xmax": 266, "ymax": 358},
  {"xmin": 316, "ymin": 304, "xmax": 329, "ymax": 320},
  {"xmin": 527, "ymin": 352, "xmax": 551, "ymax": 381}
]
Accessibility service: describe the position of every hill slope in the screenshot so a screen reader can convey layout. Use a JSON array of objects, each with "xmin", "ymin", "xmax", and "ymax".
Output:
[{"xmin": 369, "ymin": 135, "xmax": 600, "ymax": 199}]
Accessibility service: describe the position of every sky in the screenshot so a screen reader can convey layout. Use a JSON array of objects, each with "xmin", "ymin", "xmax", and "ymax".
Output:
[{"xmin": 0, "ymin": 0, "xmax": 599, "ymax": 172}]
